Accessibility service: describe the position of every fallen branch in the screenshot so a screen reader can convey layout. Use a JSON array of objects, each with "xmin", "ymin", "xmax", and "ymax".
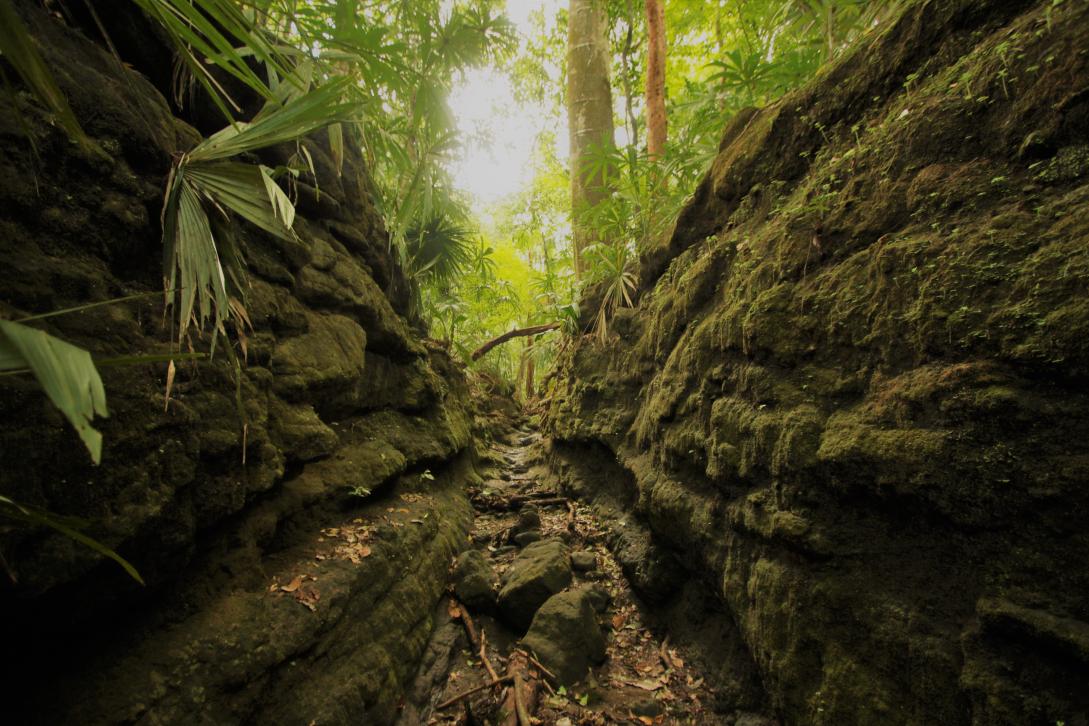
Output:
[
  {"xmin": 471, "ymin": 322, "xmax": 561, "ymax": 361},
  {"xmin": 436, "ymin": 675, "xmax": 513, "ymax": 710},
  {"xmin": 449, "ymin": 600, "xmax": 479, "ymax": 650},
  {"xmin": 511, "ymin": 494, "xmax": 567, "ymax": 508},
  {"xmin": 501, "ymin": 651, "xmax": 539, "ymax": 726},
  {"xmin": 451, "ymin": 598, "xmax": 501, "ymax": 684},
  {"xmin": 512, "ymin": 670, "xmax": 532, "ymax": 726}
]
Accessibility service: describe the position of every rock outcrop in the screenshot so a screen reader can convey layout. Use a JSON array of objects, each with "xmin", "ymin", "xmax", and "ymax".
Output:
[
  {"xmin": 549, "ymin": 1, "xmax": 1089, "ymax": 724},
  {"xmin": 0, "ymin": 2, "xmax": 474, "ymax": 722}
]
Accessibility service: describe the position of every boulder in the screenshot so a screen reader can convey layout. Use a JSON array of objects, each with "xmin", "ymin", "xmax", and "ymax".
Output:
[
  {"xmin": 522, "ymin": 586, "xmax": 607, "ymax": 686},
  {"xmin": 452, "ymin": 550, "xmax": 496, "ymax": 611},
  {"xmin": 571, "ymin": 550, "xmax": 597, "ymax": 572},
  {"xmin": 514, "ymin": 508, "xmax": 541, "ymax": 533},
  {"xmin": 583, "ymin": 583, "xmax": 611, "ymax": 613},
  {"xmin": 498, "ymin": 539, "xmax": 572, "ymax": 630},
  {"xmin": 513, "ymin": 530, "xmax": 542, "ymax": 547}
]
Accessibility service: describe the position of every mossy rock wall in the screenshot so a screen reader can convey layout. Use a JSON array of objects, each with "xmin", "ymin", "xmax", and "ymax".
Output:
[
  {"xmin": 0, "ymin": 2, "xmax": 474, "ymax": 722},
  {"xmin": 549, "ymin": 1, "xmax": 1089, "ymax": 724}
]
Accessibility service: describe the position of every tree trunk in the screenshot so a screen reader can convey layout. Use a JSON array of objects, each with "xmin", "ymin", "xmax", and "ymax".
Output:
[
  {"xmin": 524, "ymin": 337, "xmax": 537, "ymax": 399},
  {"xmin": 567, "ymin": 0, "xmax": 615, "ymax": 279},
  {"xmin": 644, "ymin": 0, "xmax": 667, "ymax": 159}
]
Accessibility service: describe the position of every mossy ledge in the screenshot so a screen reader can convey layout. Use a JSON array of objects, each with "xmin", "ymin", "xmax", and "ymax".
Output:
[{"xmin": 548, "ymin": 1, "xmax": 1089, "ymax": 724}]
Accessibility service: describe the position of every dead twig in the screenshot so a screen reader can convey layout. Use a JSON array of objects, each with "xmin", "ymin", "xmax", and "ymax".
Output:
[
  {"xmin": 451, "ymin": 598, "xmax": 501, "ymax": 684},
  {"xmin": 515, "ymin": 648, "xmax": 556, "ymax": 681},
  {"xmin": 436, "ymin": 675, "xmax": 513, "ymax": 710},
  {"xmin": 449, "ymin": 600, "xmax": 480, "ymax": 650},
  {"xmin": 480, "ymin": 629, "xmax": 501, "ymax": 682}
]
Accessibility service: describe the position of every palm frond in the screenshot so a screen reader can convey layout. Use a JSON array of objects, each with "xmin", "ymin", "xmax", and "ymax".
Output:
[
  {"xmin": 130, "ymin": 0, "xmax": 295, "ymax": 120},
  {"xmin": 188, "ymin": 77, "xmax": 356, "ymax": 162},
  {"xmin": 405, "ymin": 214, "xmax": 475, "ymax": 285},
  {"xmin": 0, "ymin": 320, "xmax": 107, "ymax": 463},
  {"xmin": 0, "ymin": 0, "xmax": 100, "ymax": 153},
  {"xmin": 164, "ymin": 79, "xmax": 354, "ymax": 344}
]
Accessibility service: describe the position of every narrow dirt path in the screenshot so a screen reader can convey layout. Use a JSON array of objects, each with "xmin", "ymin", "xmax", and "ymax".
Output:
[{"xmin": 400, "ymin": 421, "xmax": 731, "ymax": 725}]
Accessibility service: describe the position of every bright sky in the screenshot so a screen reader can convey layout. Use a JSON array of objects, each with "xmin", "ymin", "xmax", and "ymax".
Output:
[{"xmin": 446, "ymin": 0, "xmax": 567, "ymax": 212}]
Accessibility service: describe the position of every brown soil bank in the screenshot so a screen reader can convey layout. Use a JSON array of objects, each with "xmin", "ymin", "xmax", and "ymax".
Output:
[
  {"xmin": 548, "ymin": 1, "xmax": 1089, "ymax": 724},
  {"xmin": 0, "ymin": 1, "xmax": 476, "ymax": 722}
]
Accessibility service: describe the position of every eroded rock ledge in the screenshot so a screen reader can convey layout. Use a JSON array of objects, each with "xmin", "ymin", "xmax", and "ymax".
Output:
[
  {"xmin": 548, "ymin": 1, "xmax": 1089, "ymax": 724},
  {"xmin": 0, "ymin": 2, "xmax": 476, "ymax": 722}
]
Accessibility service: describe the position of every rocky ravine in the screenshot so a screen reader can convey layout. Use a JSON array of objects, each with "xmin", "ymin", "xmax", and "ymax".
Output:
[
  {"xmin": 549, "ymin": 1, "xmax": 1089, "ymax": 725},
  {"xmin": 0, "ymin": 2, "xmax": 472, "ymax": 722}
]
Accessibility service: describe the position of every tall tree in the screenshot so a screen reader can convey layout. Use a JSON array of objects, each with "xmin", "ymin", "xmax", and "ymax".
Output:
[
  {"xmin": 567, "ymin": 0, "xmax": 615, "ymax": 279},
  {"xmin": 644, "ymin": 0, "xmax": 667, "ymax": 158}
]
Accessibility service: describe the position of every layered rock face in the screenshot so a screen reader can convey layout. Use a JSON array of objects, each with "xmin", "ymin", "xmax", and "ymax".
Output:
[
  {"xmin": 549, "ymin": 1, "xmax": 1089, "ymax": 724},
  {"xmin": 0, "ymin": 3, "xmax": 473, "ymax": 722}
]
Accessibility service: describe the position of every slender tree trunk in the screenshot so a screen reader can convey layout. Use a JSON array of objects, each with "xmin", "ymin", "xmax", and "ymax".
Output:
[
  {"xmin": 515, "ymin": 343, "xmax": 528, "ymax": 401},
  {"xmin": 644, "ymin": 0, "xmax": 667, "ymax": 159},
  {"xmin": 620, "ymin": 0, "xmax": 640, "ymax": 151},
  {"xmin": 524, "ymin": 337, "xmax": 537, "ymax": 399},
  {"xmin": 567, "ymin": 0, "xmax": 615, "ymax": 279}
]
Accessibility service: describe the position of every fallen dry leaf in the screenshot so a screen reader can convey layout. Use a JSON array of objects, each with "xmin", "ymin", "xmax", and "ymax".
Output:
[
  {"xmin": 281, "ymin": 575, "xmax": 305, "ymax": 593},
  {"xmin": 164, "ymin": 359, "xmax": 176, "ymax": 412},
  {"xmin": 293, "ymin": 585, "xmax": 320, "ymax": 611}
]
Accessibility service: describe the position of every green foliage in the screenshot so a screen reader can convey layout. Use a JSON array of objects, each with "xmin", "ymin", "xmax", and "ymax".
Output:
[
  {"xmin": 130, "ymin": 0, "xmax": 294, "ymax": 121},
  {"xmin": 252, "ymin": 0, "xmax": 516, "ymax": 253},
  {"xmin": 163, "ymin": 78, "xmax": 355, "ymax": 346},
  {"xmin": 0, "ymin": 320, "xmax": 107, "ymax": 463},
  {"xmin": 585, "ymin": 242, "xmax": 637, "ymax": 342},
  {"xmin": 405, "ymin": 214, "xmax": 475, "ymax": 287}
]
